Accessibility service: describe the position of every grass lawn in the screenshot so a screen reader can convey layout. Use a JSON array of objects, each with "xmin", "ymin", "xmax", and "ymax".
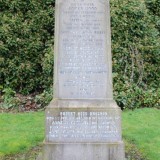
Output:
[
  {"xmin": 0, "ymin": 112, "xmax": 45, "ymax": 158},
  {"xmin": 0, "ymin": 108, "xmax": 159, "ymax": 160},
  {"xmin": 123, "ymin": 108, "xmax": 160, "ymax": 160}
]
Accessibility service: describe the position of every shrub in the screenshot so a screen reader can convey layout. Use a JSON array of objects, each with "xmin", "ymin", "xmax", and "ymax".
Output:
[
  {"xmin": 111, "ymin": 0, "xmax": 160, "ymax": 109},
  {"xmin": 1, "ymin": 88, "xmax": 20, "ymax": 109},
  {"xmin": 145, "ymin": 0, "xmax": 160, "ymax": 32},
  {"xmin": 0, "ymin": 0, "xmax": 54, "ymax": 94}
]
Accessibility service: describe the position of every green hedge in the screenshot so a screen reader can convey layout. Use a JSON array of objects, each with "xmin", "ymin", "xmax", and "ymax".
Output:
[
  {"xmin": 0, "ymin": 0, "xmax": 159, "ymax": 109},
  {"xmin": 111, "ymin": 0, "xmax": 160, "ymax": 109},
  {"xmin": 0, "ymin": 0, "xmax": 54, "ymax": 94}
]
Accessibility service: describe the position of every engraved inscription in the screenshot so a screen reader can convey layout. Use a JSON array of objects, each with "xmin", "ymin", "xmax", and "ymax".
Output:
[
  {"xmin": 47, "ymin": 111, "xmax": 121, "ymax": 142},
  {"xmin": 58, "ymin": 0, "xmax": 110, "ymax": 99}
]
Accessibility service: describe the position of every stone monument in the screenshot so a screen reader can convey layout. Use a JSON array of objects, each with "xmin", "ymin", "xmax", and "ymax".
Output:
[{"xmin": 41, "ymin": 0, "xmax": 125, "ymax": 159}]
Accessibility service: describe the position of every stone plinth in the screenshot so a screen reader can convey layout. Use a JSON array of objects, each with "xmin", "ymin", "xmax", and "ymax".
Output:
[
  {"xmin": 39, "ymin": 100, "xmax": 125, "ymax": 160},
  {"xmin": 43, "ymin": 142, "xmax": 124, "ymax": 160}
]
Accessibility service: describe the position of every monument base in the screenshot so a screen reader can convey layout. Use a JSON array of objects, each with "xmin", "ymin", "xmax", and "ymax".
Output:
[
  {"xmin": 41, "ymin": 142, "xmax": 125, "ymax": 160},
  {"xmin": 41, "ymin": 100, "xmax": 125, "ymax": 160}
]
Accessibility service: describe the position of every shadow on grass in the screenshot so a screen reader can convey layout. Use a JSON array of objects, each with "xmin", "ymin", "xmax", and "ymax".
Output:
[{"xmin": 0, "ymin": 144, "xmax": 42, "ymax": 160}]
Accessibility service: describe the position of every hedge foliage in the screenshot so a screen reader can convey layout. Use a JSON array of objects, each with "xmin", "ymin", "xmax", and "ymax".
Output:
[
  {"xmin": 111, "ymin": 0, "xmax": 160, "ymax": 109},
  {"xmin": 0, "ymin": 0, "xmax": 54, "ymax": 94},
  {"xmin": 0, "ymin": 0, "xmax": 159, "ymax": 109}
]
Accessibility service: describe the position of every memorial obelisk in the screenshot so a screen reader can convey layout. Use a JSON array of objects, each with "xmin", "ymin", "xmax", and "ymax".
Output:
[{"xmin": 42, "ymin": 0, "xmax": 125, "ymax": 159}]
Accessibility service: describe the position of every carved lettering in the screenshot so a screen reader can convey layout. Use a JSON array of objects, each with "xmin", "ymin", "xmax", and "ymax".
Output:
[{"xmin": 47, "ymin": 111, "xmax": 121, "ymax": 142}]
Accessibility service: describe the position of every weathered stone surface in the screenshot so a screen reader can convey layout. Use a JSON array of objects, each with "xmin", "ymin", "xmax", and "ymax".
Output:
[
  {"xmin": 43, "ymin": 142, "xmax": 125, "ymax": 160},
  {"xmin": 40, "ymin": 100, "xmax": 125, "ymax": 160},
  {"xmin": 54, "ymin": 0, "xmax": 113, "ymax": 99},
  {"xmin": 45, "ymin": 100, "xmax": 122, "ymax": 143},
  {"xmin": 40, "ymin": 0, "xmax": 125, "ymax": 159}
]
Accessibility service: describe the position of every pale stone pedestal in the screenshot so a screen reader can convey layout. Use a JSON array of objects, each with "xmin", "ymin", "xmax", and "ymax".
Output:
[
  {"xmin": 39, "ymin": 100, "xmax": 125, "ymax": 160},
  {"xmin": 39, "ymin": 0, "xmax": 125, "ymax": 159},
  {"xmin": 43, "ymin": 142, "xmax": 125, "ymax": 160}
]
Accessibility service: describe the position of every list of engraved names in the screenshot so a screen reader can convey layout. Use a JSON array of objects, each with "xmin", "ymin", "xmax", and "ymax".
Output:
[
  {"xmin": 47, "ymin": 111, "xmax": 121, "ymax": 142},
  {"xmin": 58, "ymin": 0, "xmax": 109, "ymax": 99}
]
